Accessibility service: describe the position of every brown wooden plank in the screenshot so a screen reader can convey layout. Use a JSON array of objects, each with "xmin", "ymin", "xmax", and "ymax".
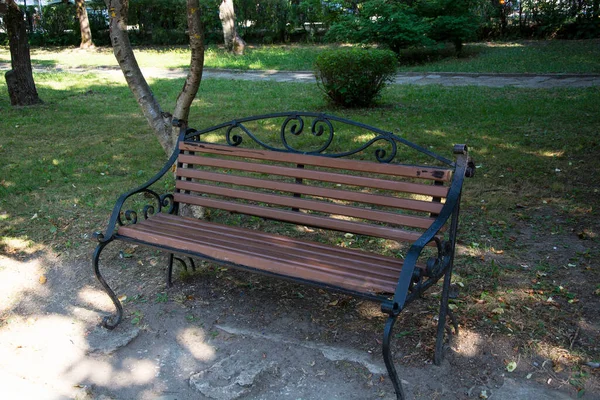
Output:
[
  {"xmin": 174, "ymin": 192, "xmax": 433, "ymax": 245},
  {"xmin": 177, "ymin": 168, "xmax": 444, "ymax": 214},
  {"xmin": 130, "ymin": 223, "xmax": 401, "ymax": 283},
  {"xmin": 118, "ymin": 217, "xmax": 401, "ymax": 294},
  {"xmin": 180, "ymin": 142, "xmax": 453, "ymax": 182},
  {"xmin": 177, "ymin": 154, "xmax": 449, "ymax": 198},
  {"xmin": 118, "ymin": 225, "xmax": 397, "ymax": 294},
  {"xmin": 155, "ymin": 213, "xmax": 426, "ymax": 271},
  {"xmin": 142, "ymin": 213, "xmax": 413, "ymax": 278},
  {"xmin": 175, "ymin": 180, "xmax": 436, "ymax": 229}
]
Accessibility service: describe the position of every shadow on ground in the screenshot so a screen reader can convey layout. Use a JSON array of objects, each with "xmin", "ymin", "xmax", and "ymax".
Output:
[{"xmin": 0, "ymin": 241, "xmax": 587, "ymax": 400}]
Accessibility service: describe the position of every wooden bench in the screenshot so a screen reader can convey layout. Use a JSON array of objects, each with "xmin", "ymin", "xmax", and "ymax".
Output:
[{"xmin": 92, "ymin": 112, "xmax": 474, "ymax": 399}]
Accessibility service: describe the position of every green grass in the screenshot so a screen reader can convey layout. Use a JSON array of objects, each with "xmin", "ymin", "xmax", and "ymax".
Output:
[
  {"xmin": 398, "ymin": 39, "xmax": 600, "ymax": 74},
  {"xmin": 1, "ymin": 71, "xmax": 598, "ymax": 251},
  {"xmin": 0, "ymin": 70, "xmax": 598, "ymax": 385},
  {"xmin": 1, "ymin": 39, "xmax": 598, "ymax": 73},
  {"xmin": 0, "ymin": 44, "xmax": 333, "ymax": 71}
]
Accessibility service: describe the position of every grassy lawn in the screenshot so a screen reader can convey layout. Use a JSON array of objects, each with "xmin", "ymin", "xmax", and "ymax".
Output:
[
  {"xmin": 0, "ymin": 44, "xmax": 334, "ymax": 71},
  {"xmin": 1, "ymin": 39, "xmax": 599, "ymax": 73},
  {"xmin": 1, "ymin": 66, "xmax": 599, "ymax": 394},
  {"xmin": 400, "ymin": 39, "xmax": 600, "ymax": 74},
  {"xmin": 2, "ymin": 73, "xmax": 598, "ymax": 241}
]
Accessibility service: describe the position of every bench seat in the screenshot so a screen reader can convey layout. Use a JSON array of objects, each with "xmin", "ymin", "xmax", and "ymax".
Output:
[{"xmin": 118, "ymin": 212, "xmax": 423, "ymax": 296}]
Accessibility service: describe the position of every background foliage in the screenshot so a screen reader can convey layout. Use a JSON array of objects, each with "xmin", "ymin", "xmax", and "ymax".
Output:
[{"xmin": 8, "ymin": 0, "xmax": 598, "ymax": 49}]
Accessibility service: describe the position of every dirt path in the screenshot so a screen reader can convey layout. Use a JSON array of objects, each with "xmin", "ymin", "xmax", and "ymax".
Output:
[
  {"xmin": 0, "ymin": 248, "xmax": 582, "ymax": 400},
  {"xmin": 2, "ymin": 62, "xmax": 600, "ymax": 88}
]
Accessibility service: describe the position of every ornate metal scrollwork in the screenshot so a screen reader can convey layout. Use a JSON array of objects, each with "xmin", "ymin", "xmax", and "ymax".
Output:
[
  {"xmin": 225, "ymin": 121, "xmax": 283, "ymax": 152},
  {"xmin": 280, "ymin": 114, "xmax": 334, "ymax": 154},
  {"xmin": 225, "ymin": 122, "xmax": 244, "ymax": 147},
  {"xmin": 159, "ymin": 194, "xmax": 176, "ymax": 214},
  {"xmin": 215, "ymin": 114, "xmax": 401, "ymax": 161},
  {"xmin": 143, "ymin": 205, "xmax": 155, "ymax": 219},
  {"xmin": 117, "ymin": 190, "xmax": 176, "ymax": 227},
  {"xmin": 329, "ymin": 135, "xmax": 398, "ymax": 162},
  {"xmin": 123, "ymin": 210, "xmax": 138, "ymax": 225},
  {"xmin": 422, "ymin": 236, "xmax": 445, "ymax": 279},
  {"xmin": 183, "ymin": 111, "xmax": 456, "ymax": 167}
]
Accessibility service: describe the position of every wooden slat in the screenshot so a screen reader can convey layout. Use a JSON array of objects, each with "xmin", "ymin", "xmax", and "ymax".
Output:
[
  {"xmin": 131, "ymin": 220, "xmax": 401, "ymax": 281},
  {"xmin": 180, "ymin": 142, "xmax": 453, "ymax": 182},
  {"xmin": 177, "ymin": 168, "xmax": 444, "ymax": 214},
  {"xmin": 177, "ymin": 154, "xmax": 449, "ymax": 198},
  {"xmin": 174, "ymin": 192, "xmax": 431, "ymax": 244},
  {"xmin": 117, "ymin": 214, "xmax": 415, "ymax": 294},
  {"xmin": 176, "ymin": 180, "xmax": 436, "ymax": 229},
  {"xmin": 149, "ymin": 213, "xmax": 421, "ymax": 274}
]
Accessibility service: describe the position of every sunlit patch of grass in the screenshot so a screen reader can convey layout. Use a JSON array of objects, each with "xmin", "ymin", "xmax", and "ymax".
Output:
[
  {"xmin": 0, "ymin": 44, "xmax": 334, "ymax": 71},
  {"xmin": 3, "ymin": 39, "xmax": 600, "ymax": 74},
  {"xmin": 0, "ymin": 236, "xmax": 39, "ymax": 254}
]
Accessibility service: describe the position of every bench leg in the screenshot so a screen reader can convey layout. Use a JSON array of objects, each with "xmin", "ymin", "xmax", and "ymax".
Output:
[
  {"xmin": 382, "ymin": 315, "xmax": 406, "ymax": 400},
  {"xmin": 434, "ymin": 266, "xmax": 458, "ymax": 366},
  {"xmin": 167, "ymin": 254, "xmax": 196, "ymax": 287},
  {"xmin": 92, "ymin": 241, "xmax": 123, "ymax": 330},
  {"xmin": 167, "ymin": 253, "xmax": 175, "ymax": 287}
]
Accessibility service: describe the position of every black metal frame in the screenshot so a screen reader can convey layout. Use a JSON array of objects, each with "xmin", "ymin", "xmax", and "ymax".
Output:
[{"xmin": 91, "ymin": 112, "xmax": 474, "ymax": 400}]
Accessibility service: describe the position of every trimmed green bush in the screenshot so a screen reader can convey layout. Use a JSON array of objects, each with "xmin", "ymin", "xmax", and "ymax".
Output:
[{"xmin": 314, "ymin": 48, "xmax": 397, "ymax": 108}]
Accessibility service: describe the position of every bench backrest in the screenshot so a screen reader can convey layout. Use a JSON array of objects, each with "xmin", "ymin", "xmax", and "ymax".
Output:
[{"xmin": 174, "ymin": 118, "xmax": 456, "ymax": 246}]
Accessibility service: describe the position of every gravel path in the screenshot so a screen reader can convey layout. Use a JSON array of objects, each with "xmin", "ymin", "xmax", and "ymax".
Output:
[{"xmin": 2, "ymin": 62, "xmax": 599, "ymax": 88}]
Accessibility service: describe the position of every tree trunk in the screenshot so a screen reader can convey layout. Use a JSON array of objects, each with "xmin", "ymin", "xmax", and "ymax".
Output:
[
  {"xmin": 3, "ymin": 0, "xmax": 42, "ymax": 106},
  {"xmin": 76, "ymin": 0, "xmax": 95, "ymax": 49},
  {"xmin": 219, "ymin": 0, "xmax": 245, "ymax": 55},
  {"xmin": 173, "ymin": 0, "xmax": 205, "ymax": 123},
  {"xmin": 104, "ymin": 0, "xmax": 204, "ymax": 155}
]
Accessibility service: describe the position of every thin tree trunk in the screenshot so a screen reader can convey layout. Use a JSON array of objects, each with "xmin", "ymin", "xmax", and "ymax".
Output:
[
  {"xmin": 76, "ymin": 0, "xmax": 94, "ymax": 49},
  {"xmin": 173, "ymin": 0, "xmax": 204, "ymax": 121},
  {"xmin": 219, "ymin": 0, "xmax": 245, "ymax": 55},
  {"xmin": 4, "ymin": 0, "xmax": 42, "ymax": 106},
  {"xmin": 104, "ymin": 0, "xmax": 204, "ymax": 155}
]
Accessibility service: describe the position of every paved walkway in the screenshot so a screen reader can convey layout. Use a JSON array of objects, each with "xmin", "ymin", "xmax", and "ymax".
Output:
[
  {"xmin": 198, "ymin": 69, "xmax": 600, "ymax": 88},
  {"xmin": 3, "ymin": 62, "xmax": 599, "ymax": 88}
]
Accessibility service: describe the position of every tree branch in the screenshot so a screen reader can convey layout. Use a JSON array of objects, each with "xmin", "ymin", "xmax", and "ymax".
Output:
[
  {"xmin": 105, "ymin": 0, "xmax": 172, "ymax": 153},
  {"xmin": 173, "ymin": 0, "xmax": 205, "ymax": 129}
]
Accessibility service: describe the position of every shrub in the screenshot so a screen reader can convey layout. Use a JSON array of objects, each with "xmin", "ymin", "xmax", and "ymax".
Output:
[
  {"xmin": 326, "ymin": 1, "xmax": 432, "ymax": 54},
  {"xmin": 314, "ymin": 48, "xmax": 397, "ymax": 108},
  {"xmin": 40, "ymin": 3, "xmax": 79, "ymax": 38}
]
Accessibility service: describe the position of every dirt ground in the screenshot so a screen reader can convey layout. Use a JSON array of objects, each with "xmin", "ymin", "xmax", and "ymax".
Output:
[{"xmin": 1, "ymin": 230, "xmax": 597, "ymax": 400}]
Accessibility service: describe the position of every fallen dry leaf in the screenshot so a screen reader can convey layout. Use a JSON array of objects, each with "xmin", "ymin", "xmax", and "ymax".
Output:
[
  {"xmin": 506, "ymin": 361, "xmax": 517, "ymax": 372},
  {"xmin": 552, "ymin": 362, "xmax": 564, "ymax": 373}
]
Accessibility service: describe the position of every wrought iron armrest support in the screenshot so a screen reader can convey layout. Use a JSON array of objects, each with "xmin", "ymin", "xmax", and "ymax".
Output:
[
  {"xmin": 382, "ymin": 145, "xmax": 472, "ymax": 316},
  {"xmin": 94, "ymin": 121, "xmax": 187, "ymax": 243}
]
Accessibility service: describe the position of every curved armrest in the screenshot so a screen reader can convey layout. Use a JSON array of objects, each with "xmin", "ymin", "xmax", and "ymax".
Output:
[
  {"xmin": 95, "ymin": 123, "xmax": 186, "ymax": 243},
  {"xmin": 384, "ymin": 145, "xmax": 471, "ymax": 315}
]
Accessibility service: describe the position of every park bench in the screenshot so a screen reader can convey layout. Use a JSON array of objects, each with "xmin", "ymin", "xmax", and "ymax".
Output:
[{"xmin": 92, "ymin": 112, "xmax": 474, "ymax": 399}]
